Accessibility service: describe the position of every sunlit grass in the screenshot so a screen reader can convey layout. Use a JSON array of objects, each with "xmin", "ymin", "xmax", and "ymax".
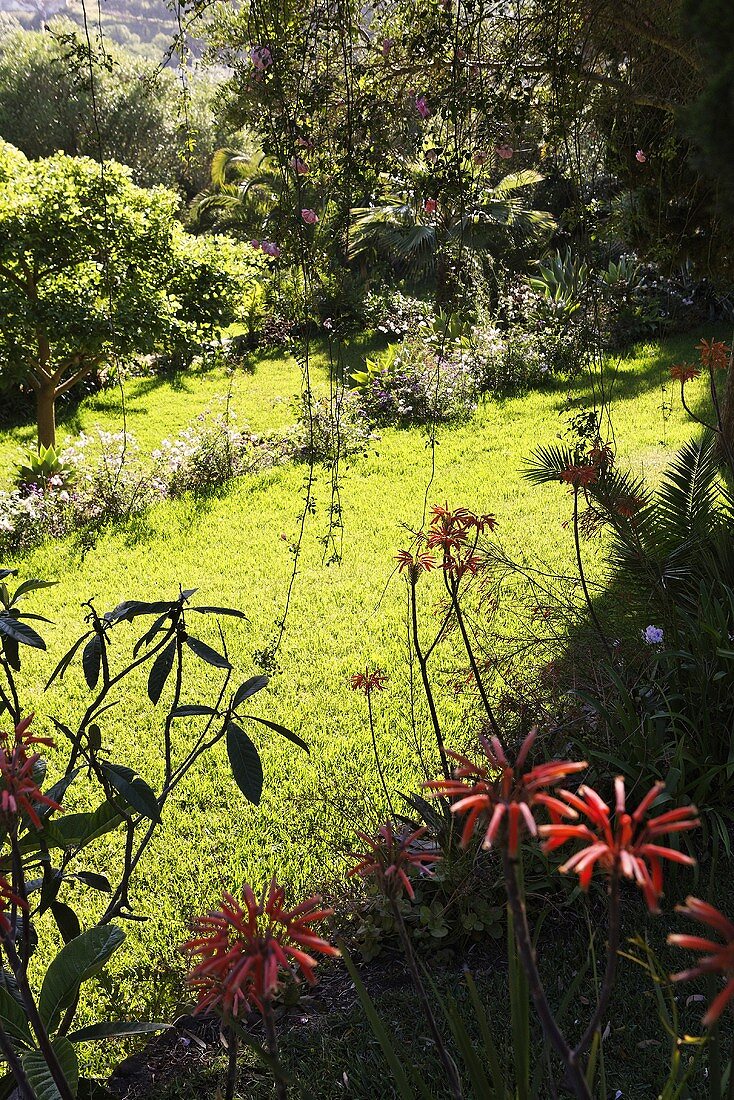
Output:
[{"xmin": 0, "ymin": 326, "xmax": 717, "ymax": 1075}]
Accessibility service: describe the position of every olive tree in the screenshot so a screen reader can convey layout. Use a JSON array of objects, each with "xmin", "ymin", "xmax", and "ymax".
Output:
[{"xmin": 0, "ymin": 142, "xmax": 257, "ymax": 448}]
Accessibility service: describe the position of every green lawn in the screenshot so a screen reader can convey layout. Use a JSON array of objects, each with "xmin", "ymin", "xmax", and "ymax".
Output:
[{"xmin": 0, "ymin": 327, "xmax": 718, "ymax": 1086}]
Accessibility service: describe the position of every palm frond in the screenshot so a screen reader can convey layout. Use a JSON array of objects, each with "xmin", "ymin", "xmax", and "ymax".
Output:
[{"xmin": 523, "ymin": 443, "xmax": 576, "ymax": 485}]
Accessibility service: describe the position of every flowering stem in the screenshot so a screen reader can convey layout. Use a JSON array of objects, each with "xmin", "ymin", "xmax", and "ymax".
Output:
[
  {"xmin": 391, "ymin": 900, "xmax": 463, "ymax": 1100},
  {"xmin": 501, "ymin": 849, "xmax": 591, "ymax": 1100},
  {"xmin": 573, "ymin": 871, "xmax": 620, "ymax": 1059},
  {"xmin": 0, "ymin": 1018, "xmax": 34, "ymax": 1100},
  {"xmin": 445, "ymin": 575, "xmax": 503, "ymax": 744},
  {"xmin": 571, "ymin": 488, "xmax": 614, "ymax": 664},
  {"xmin": 262, "ymin": 999, "xmax": 286, "ymax": 1100},
  {"xmin": 225, "ymin": 1024, "xmax": 239, "ymax": 1100},
  {"xmin": 408, "ymin": 577, "xmax": 451, "ymax": 780},
  {"xmin": 366, "ymin": 691, "xmax": 395, "ymax": 818}
]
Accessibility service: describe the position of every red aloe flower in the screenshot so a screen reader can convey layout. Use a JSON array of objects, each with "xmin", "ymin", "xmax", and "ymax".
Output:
[
  {"xmin": 349, "ymin": 822, "xmax": 438, "ymax": 900},
  {"xmin": 539, "ymin": 779, "xmax": 699, "ymax": 911},
  {"xmin": 350, "ymin": 668, "xmax": 387, "ymax": 695},
  {"xmin": 560, "ymin": 464, "xmax": 598, "ymax": 488},
  {"xmin": 0, "ymin": 874, "xmax": 27, "ymax": 936},
  {"xmin": 670, "ymin": 363, "xmax": 701, "ymax": 384},
  {"xmin": 0, "ymin": 714, "xmax": 61, "ymax": 830},
  {"xmin": 696, "ymin": 338, "xmax": 730, "ymax": 370},
  {"xmin": 426, "ymin": 729, "xmax": 587, "ymax": 857},
  {"xmin": 183, "ymin": 880, "xmax": 338, "ymax": 1020},
  {"xmin": 396, "ymin": 549, "xmax": 437, "ymax": 577},
  {"xmin": 669, "ymin": 897, "xmax": 734, "ymax": 1026}
]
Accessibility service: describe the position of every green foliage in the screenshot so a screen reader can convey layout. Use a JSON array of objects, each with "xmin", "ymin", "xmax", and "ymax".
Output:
[
  {"xmin": 0, "ymin": 21, "xmax": 227, "ymax": 194},
  {"xmin": 14, "ymin": 446, "xmax": 77, "ymax": 493},
  {"xmin": 0, "ymin": 144, "xmax": 256, "ymax": 445}
]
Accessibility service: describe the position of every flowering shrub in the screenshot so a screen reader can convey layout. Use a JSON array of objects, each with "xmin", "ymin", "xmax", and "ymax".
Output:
[
  {"xmin": 353, "ymin": 334, "xmax": 481, "ymax": 426},
  {"xmin": 286, "ymin": 391, "xmax": 376, "ymax": 463},
  {"xmin": 359, "ymin": 288, "xmax": 434, "ymax": 339}
]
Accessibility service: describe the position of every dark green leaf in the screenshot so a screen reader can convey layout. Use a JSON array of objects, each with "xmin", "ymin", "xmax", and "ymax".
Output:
[
  {"xmin": 190, "ymin": 605, "xmax": 248, "ymax": 619},
  {"xmin": 170, "ymin": 705, "xmax": 216, "ymax": 718},
  {"xmin": 107, "ymin": 600, "xmax": 173, "ymax": 624},
  {"xmin": 101, "ymin": 763, "xmax": 161, "ymax": 823},
  {"xmin": 12, "ymin": 578, "xmax": 57, "ymax": 602},
  {"xmin": 50, "ymin": 901, "xmax": 81, "ymax": 944},
  {"xmin": 0, "ymin": 983, "xmax": 33, "ymax": 1046},
  {"xmin": 233, "ymin": 675, "xmax": 269, "ymax": 709},
  {"xmin": 132, "ymin": 612, "xmax": 170, "ymax": 657},
  {"xmin": 46, "ymin": 633, "xmax": 92, "ymax": 688},
  {"xmin": 226, "ymin": 721, "xmax": 263, "ymax": 805},
  {"xmin": 184, "ymin": 635, "xmax": 230, "ymax": 668},
  {"xmin": 68, "ymin": 1020, "xmax": 170, "ymax": 1042},
  {"xmin": 23, "ymin": 1036, "xmax": 78, "ymax": 1100},
  {"xmin": 0, "ymin": 614, "xmax": 45, "ymax": 649},
  {"xmin": 82, "ymin": 635, "xmax": 103, "ymax": 690},
  {"xmin": 39, "ymin": 925, "xmax": 125, "ymax": 1032},
  {"xmin": 147, "ymin": 639, "xmax": 176, "ymax": 705},
  {"xmin": 0, "ymin": 570, "xmax": 17, "ymax": 581},
  {"xmin": 241, "ymin": 713, "xmax": 308, "ymax": 753},
  {"xmin": 24, "ymin": 799, "xmax": 123, "ymax": 854},
  {"xmin": 74, "ymin": 872, "xmax": 111, "ymax": 892}
]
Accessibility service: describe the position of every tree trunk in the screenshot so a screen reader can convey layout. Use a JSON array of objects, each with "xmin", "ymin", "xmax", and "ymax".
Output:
[{"xmin": 36, "ymin": 384, "xmax": 57, "ymax": 450}]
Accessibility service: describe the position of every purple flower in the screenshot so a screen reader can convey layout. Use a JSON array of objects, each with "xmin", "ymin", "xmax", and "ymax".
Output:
[
  {"xmin": 301, "ymin": 208, "xmax": 319, "ymax": 225},
  {"xmin": 643, "ymin": 625, "xmax": 664, "ymax": 645},
  {"xmin": 415, "ymin": 95, "xmax": 431, "ymax": 120},
  {"xmin": 250, "ymin": 46, "xmax": 272, "ymax": 71}
]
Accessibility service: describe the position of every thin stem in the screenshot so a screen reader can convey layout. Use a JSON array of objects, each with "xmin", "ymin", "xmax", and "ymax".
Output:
[
  {"xmin": 572, "ymin": 488, "xmax": 614, "ymax": 663},
  {"xmin": 1, "ymin": 934, "xmax": 75, "ymax": 1100},
  {"xmin": 501, "ymin": 849, "xmax": 591, "ymax": 1100},
  {"xmin": 574, "ymin": 872, "xmax": 620, "ymax": 1058},
  {"xmin": 445, "ymin": 573, "xmax": 503, "ymax": 743},
  {"xmin": 408, "ymin": 578, "xmax": 450, "ymax": 780},
  {"xmin": 366, "ymin": 690, "xmax": 395, "ymax": 818},
  {"xmin": 262, "ymin": 1000, "xmax": 286, "ymax": 1100},
  {"xmin": 225, "ymin": 1025, "xmax": 239, "ymax": 1100},
  {"xmin": 391, "ymin": 899, "xmax": 463, "ymax": 1100},
  {"xmin": 0, "ymin": 1017, "xmax": 35, "ymax": 1100}
]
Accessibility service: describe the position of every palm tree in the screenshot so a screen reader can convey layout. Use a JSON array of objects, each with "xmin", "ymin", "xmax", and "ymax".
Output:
[
  {"xmin": 349, "ymin": 169, "xmax": 556, "ymax": 281},
  {"xmin": 189, "ymin": 148, "xmax": 290, "ymax": 236}
]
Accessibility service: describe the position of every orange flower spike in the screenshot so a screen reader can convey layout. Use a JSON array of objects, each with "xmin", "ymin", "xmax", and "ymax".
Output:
[
  {"xmin": 670, "ymin": 363, "xmax": 701, "ymax": 384},
  {"xmin": 348, "ymin": 822, "xmax": 437, "ymax": 900},
  {"xmin": 669, "ymin": 897, "xmax": 734, "ymax": 1026},
  {"xmin": 696, "ymin": 338, "xmax": 730, "ymax": 370},
  {"xmin": 426, "ymin": 729, "xmax": 587, "ymax": 858},
  {"xmin": 539, "ymin": 779, "xmax": 699, "ymax": 912},
  {"xmin": 183, "ymin": 880, "xmax": 338, "ymax": 1021}
]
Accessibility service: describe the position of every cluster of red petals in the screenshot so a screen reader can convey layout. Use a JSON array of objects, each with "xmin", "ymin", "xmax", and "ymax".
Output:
[
  {"xmin": 424, "ymin": 504, "xmax": 496, "ymax": 577},
  {"xmin": 395, "ymin": 549, "xmax": 437, "ymax": 577},
  {"xmin": 539, "ymin": 779, "xmax": 699, "ymax": 911},
  {"xmin": 669, "ymin": 897, "xmax": 734, "ymax": 1026},
  {"xmin": 588, "ymin": 443, "xmax": 614, "ymax": 470},
  {"xmin": 0, "ymin": 714, "xmax": 61, "ymax": 830},
  {"xmin": 426, "ymin": 729, "xmax": 587, "ymax": 857},
  {"xmin": 350, "ymin": 668, "xmax": 388, "ymax": 695},
  {"xmin": 183, "ymin": 880, "xmax": 339, "ymax": 1020},
  {"xmin": 560, "ymin": 464, "xmax": 598, "ymax": 488},
  {"xmin": 696, "ymin": 338, "xmax": 730, "ymax": 371},
  {"xmin": 615, "ymin": 495, "xmax": 645, "ymax": 519},
  {"xmin": 670, "ymin": 363, "xmax": 701, "ymax": 385},
  {"xmin": 0, "ymin": 873, "xmax": 26, "ymax": 936},
  {"xmin": 349, "ymin": 822, "xmax": 437, "ymax": 900}
]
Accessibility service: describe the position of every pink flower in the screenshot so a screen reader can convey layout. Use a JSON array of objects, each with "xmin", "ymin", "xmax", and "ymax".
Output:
[
  {"xmin": 415, "ymin": 95, "xmax": 431, "ymax": 120},
  {"xmin": 250, "ymin": 239, "xmax": 261, "ymax": 250},
  {"xmin": 425, "ymin": 148, "xmax": 439, "ymax": 164},
  {"xmin": 301, "ymin": 208, "xmax": 319, "ymax": 225},
  {"xmin": 635, "ymin": 149, "xmax": 646, "ymax": 163},
  {"xmin": 473, "ymin": 150, "xmax": 489, "ymax": 165},
  {"xmin": 261, "ymin": 241, "xmax": 281, "ymax": 258},
  {"xmin": 424, "ymin": 198, "xmax": 437, "ymax": 214},
  {"xmin": 250, "ymin": 46, "xmax": 272, "ymax": 71},
  {"xmin": 496, "ymin": 144, "xmax": 514, "ymax": 160},
  {"xmin": 382, "ymin": 37, "xmax": 393, "ymax": 57},
  {"xmin": 290, "ymin": 157, "xmax": 309, "ymax": 175}
]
